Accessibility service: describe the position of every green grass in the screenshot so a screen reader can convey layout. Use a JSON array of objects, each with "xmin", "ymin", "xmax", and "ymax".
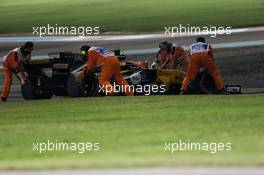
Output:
[
  {"xmin": 0, "ymin": 0, "xmax": 263, "ymax": 34},
  {"xmin": 0, "ymin": 94, "xmax": 263, "ymax": 169}
]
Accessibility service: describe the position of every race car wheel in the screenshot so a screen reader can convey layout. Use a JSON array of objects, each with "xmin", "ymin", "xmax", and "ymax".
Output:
[
  {"xmin": 199, "ymin": 70, "xmax": 217, "ymax": 94},
  {"xmin": 21, "ymin": 80, "xmax": 35, "ymax": 100},
  {"xmin": 79, "ymin": 74, "xmax": 100, "ymax": 97},
  {"xmin": 21, "ymin": 80, "xmax": 53, "ymax": 100},
  {"xmin": 66, "ymin": 74, "xmax": 82, "ymax": 97},
  {"xmin": 35, "ymin": 89, "xmax": 53, "ymax": 99},
  {"xmin": 188, "ymin": 70, "xmax": 217, "ymax": 94},
  {"xmin": 168, "ymin": 83, "xmax": 182, "ymax": 95}
]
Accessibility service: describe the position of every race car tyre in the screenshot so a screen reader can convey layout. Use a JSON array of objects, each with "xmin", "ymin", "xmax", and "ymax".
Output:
[
  {"xmin": 168, "ymin": 83, "xmax": 182, "ymax": 95},
  {"xmin": 21, "ymin": 80, "xmax": 36, "ymax": 100},
  {"xmin": 36, "ymin": 89, "xmax": 53, "ymax": 99},
  {"xmin": 188, "ymin": 70, "xmax": 217, "ymax": 94},
  {"xmin": 66, "ymin": 74, "xmax": 82, "ymax": 97},
  {"xmin": 199, "ymin": 70, "xmax": 217, "ymax": 94},
  {"xmin": 21, "ymin": 80, "xmax": 53, "ymax": 100},
  {"xmin": 79, "ymin": 74, "xmax": 100, "ymax": 97}
]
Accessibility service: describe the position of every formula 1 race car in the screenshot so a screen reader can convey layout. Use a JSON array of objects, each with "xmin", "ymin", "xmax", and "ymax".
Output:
[
  {"xmin": 21, "ymin": 51, "xmax": 236, "ymax": 100},
  {"xmin": 66, "ymin": 61, "xmax": 185, "ymax": 97}
]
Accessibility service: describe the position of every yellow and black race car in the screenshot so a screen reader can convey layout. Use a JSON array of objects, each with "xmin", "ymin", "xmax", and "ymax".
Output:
[{"xmin": 21, "ymin": 51, "xmax": 240, "ymax": 100}]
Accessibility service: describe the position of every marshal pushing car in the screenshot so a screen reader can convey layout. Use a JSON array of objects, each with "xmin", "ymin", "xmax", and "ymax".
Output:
[{"xmin": 21, "ymin": 51, "xmax": 239, "ymax": 100}]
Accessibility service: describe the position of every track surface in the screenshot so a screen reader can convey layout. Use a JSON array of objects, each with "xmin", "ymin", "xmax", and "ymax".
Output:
[{"xmin": 1, "ymin": 27, "xmax": 264, "ymax": 57}]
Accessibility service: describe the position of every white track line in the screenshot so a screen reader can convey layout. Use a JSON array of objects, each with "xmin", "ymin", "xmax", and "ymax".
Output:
[{"xmin": 0, "ymin": 26, "xmax": 264, "ymax": 42}]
